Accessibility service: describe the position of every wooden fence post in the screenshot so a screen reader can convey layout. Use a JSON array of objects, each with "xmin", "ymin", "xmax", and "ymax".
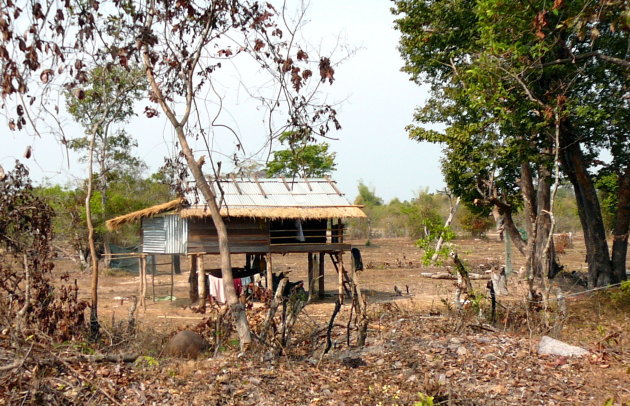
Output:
[{"xmin": 139, "ymin": 254, "xmax": 147, "ymax": 311}]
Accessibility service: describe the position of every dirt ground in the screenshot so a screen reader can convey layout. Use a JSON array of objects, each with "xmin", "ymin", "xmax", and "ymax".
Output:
[
  {"xmin": 66, "ymin": 233, "xmax": 615, "ymax": 330},
  {"xmin": 48, "ymin": 235, "xmax": 629, "ymax": 405}
]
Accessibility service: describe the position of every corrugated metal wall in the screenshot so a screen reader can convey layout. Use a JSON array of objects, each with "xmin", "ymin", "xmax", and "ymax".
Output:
[
  {"xmin": 142, "ymin": 215, "xmax": 187, "ymax": 254},
  {"xmin": 142, "ymin": 217, "xmax": 166, "ymax": 253},
  {"xmin": 164, "ymin": 215, "xmax": 187, "ymax": 254}
]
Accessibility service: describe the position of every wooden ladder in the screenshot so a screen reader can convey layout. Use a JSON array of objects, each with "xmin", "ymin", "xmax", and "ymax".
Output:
[{"xmin": 328, "ymin": 253, "xmax": 352, "ymax": 296}]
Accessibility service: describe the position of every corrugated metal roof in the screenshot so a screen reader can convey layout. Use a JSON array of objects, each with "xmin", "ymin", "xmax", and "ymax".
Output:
[{"xmin": 185, "ymin": 177, "xmax": 356, "ymax": 209}]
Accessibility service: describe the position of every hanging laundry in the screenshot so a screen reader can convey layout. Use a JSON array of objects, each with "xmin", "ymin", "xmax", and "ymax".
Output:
[{"xmin": 208, "ymin": 275, "xmax": 225, "ymax": 303}]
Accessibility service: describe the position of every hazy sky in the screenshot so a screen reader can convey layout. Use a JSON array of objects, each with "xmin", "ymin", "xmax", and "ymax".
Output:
[{"xmin": 1, "ymin": 0, "xmax": 445, "ymax": 203}]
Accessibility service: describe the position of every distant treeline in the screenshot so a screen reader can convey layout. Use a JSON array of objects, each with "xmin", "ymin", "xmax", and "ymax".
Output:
[{"xmin": 347, "ymin": 182, "xmax": 584, "ymax": 240}]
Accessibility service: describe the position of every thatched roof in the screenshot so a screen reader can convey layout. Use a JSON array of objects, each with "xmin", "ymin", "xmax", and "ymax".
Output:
[
  {"xmin": 180, "ymin": 206, "xmax": 366, "ymax": 220},
  {"xmin": 105, "ymin": 177, "xmax": 365, "ymax": 230},
  {"xmin": 105, "ymin": 198, "xmax": 184, "ymax": 231}
]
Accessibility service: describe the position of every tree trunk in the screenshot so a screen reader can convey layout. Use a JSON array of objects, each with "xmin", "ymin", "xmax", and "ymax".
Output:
[
  {"xmin": 520, "ymin": 162, "xmax": 538, "ymax": 284},
  {"xmin": 100, "ymin": 141, "xmax": 111, "ymax": 269},
  {"xmin": 519, "ymin": 162, "xmax": 558, "ymax": 280},
  {"xmin": 611, "ymin": 164, "xmax": 630, "ymax": 283},
  {"xmin": 493, "ymin": 206, "xmax": 527, "ymax": 256},
  {"xmin": 176, "ymin": 127, "xmax": 251, "ymax": 349},
  {"xmin": 431, "ymin": 196, "xmax": 460, "ymax": 263},
  {"xmin": 139, "ymin": 8, "xmax": 251, "ymax": 351},
  {"xmin": 559, "ymin": 127, "xmax": 613, "ymax": 287},
  {"xmin": 533, "ymin": 162, "xmax": 555, "ymax": 279},
  {"xmin": 86, "ymin": 127, "xmax": 100, "ymax": 339}
]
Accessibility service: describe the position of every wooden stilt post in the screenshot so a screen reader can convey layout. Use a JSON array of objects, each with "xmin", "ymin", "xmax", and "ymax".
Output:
[
  {"xmin": 140, "ymin": 254, "xmax": 147, "ymax": 311},
  {"xmin": 197, "ymin": 254, "xmax": 206, "ymax": 311},
  {"xmin": 188, "ymin": 254, "xmax": 198, "ymax": 303},
  {"xmin": 138, "ymin": 254, "xmax": 143, "ymax": 308},
  {"xmin": 307, "ymin": 253, "xmax": 314, "ymax": 298},
  {"xmin": 312, "ymin": 254, "xmax": 319, "ymax": 300},
  {"xmin": 268, "ymin": 253, "xmax": 274, "ymax": 289},
  {"xmin": 172, "ymin": 254, "xmax": 181, "ymax": 275},
  {"xmin": 151, "ymin": 254, "xmax": 156, "ymax": 302},
  {"xmin": 170, "ymin": 254, "xmax": 174, "ymax": 301},
  {"xmin": 319, "ymin": 252, "xmax": 325, "ymax": 298},
  {"xmin": 337, "ymin": 252, "xmax": 344, "ymax": 304}
]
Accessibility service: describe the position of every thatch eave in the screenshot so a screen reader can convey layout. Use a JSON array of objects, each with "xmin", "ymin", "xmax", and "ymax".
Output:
[{"xmin": 105, "ymin": 198, "xmax": 184, "ymax": 231}]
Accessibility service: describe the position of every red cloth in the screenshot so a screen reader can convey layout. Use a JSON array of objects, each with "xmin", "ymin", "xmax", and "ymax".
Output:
[{"xmin": 233, "ymin": 278, "xmax": 243, "ymax": 296}]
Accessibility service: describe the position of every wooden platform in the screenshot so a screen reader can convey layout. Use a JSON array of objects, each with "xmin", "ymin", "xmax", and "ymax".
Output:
[
  {"xmin": 269, "ymin": 243, "xmax": 351, "ymax": 254},
  {"xmin": 186, "ymin": 243, "xmax": 351, "ymax": 255}
]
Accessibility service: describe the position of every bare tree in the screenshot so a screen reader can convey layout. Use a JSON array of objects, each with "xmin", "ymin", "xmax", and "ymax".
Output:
[{"xmin": 0, "ymin": 1, "xmax": 341, "ymax": 350}]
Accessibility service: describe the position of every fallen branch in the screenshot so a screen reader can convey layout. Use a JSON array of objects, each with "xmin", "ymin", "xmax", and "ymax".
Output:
[
  {"xmin": 450, "ymin": 251, "xmax": 475, "ymax": 294},
  {"xmin": 469, "ymin": 323, "xmax": 498, "ymax": 333},
  {"xmin": 420, "ymin": 272, "xmax": 489, "ymax": 280},
  {"xmin": 65, "ymin": 353, "xmax": 140, "ymax": 363},
  {"xmin": 0, "ymin": 342, "xmax": 33, "ymax": 373}
]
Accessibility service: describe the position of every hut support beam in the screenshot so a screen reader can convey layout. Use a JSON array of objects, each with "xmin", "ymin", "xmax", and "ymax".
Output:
[
  {"xmin": 197, "ymin": 254, "xmax": 206, "ymax": 311},
  {"xmin": 318, "ymin": 252, "xmax": 325, "ymax": 298},
  {"xmin": 307, "ymin": 253, "xmax": 314, "ymax": 298},
  {"xmin": 170, "ymin": 255, "xmax": 175, "ymax": 300},
  {"xmin": 188, "ymin": 254, "xmax": 199, "ymax": 303},
  {"xmin": 336, "ymin": 252, "xmax": 344, "ymax": 304},
  {"xmin": 151, "ymin": 254, "xmax": 156, "ymax": 302},
  {"xmin": 266, "ymin": 253, "xmax": 273, "ymax": 290},
  {"xmin": 173, "ymin": 254, "xmax": 181, "ymax": 275},
  {"xmin": 139, "ymin": 254, "xmax": 147, "ymax": 311}
]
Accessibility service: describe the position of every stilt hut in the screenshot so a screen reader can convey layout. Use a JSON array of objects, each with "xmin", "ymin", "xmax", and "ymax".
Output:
[{"xmin": 106, "ymin": 177, "xmax": 366, "ymax": 299}]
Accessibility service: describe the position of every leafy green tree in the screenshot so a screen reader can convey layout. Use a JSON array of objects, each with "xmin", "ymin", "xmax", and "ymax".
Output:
[
  {"xmin": 457, "ymin": 206, "xmax": 494, "ymax": 238},
  {"xmin": 348, "ymin": 182, "xmax": 384, "ymax": 239},
  {"xmin": 393, "ymin": 0, "xmax": 629, "ymax": 286},
  {"xmin": 266, "ymin": 131, "xmax": 336, "ymax": 178},
  {"xmin": 35, "ymin": 184, "xmax": 89, "ymax": 265},
  {"xmin": 36, "ymin": 174, "xmax": 173, "ymax": 264},
  {"xmin": 65, "ymin": 66, "xmax": 146, "ymax": 268},
  {"xmin": 596, "ymin": 173, "xmax": 620, "ymax": 233},
  {"xmin": 354, "ymin": 182, "xmax": 384, "ymax": 207}
]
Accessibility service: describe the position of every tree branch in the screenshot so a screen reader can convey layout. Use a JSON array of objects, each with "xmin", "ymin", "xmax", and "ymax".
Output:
[{"xmin": 542, "ymin": 51, "xmax": 630, "ymax": 69}]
